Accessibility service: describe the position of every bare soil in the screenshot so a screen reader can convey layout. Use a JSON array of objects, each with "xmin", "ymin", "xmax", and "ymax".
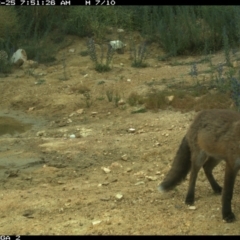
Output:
[{"xmin": 0, "ymin": 34, "xmax": 240, "ymax": 235}]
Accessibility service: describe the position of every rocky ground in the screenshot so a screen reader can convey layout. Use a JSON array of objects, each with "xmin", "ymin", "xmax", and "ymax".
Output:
[{"xmin": 0, "ymin": 34, "xmax": 240, "ymax": 235}]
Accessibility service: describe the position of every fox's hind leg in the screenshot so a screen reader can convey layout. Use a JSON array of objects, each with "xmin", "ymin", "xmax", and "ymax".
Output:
[
  {"xmin": 185, "ymin": 151, "xmax": 206, "ymax": 205},
  {"xmin": 222, "ymin": 161, "xmax": 238, "ymax": 222},
  {"xmin": 203, "ymin": 157, "xmax": 222, "ymax": 194}
]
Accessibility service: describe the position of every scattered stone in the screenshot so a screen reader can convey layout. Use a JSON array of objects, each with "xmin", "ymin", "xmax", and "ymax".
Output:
[
  {"xmin": 59, "ymin": 208, "xmax": 64, "ymax": 213},
  {"xmin": 109, "ymin": 40, "xmax": 126, "ymax": 50},
  {"xmin": 84, "ymin": 74, "xmax": 88, "ymax": 78},
  {"xmin": 110, "ymin": 162, "xmax": 122, "ymax": 168},
  {"xmin": 120, "ymin": 63, "xmax": 124, "ymax": 66},
  {"xmin": 115, "ymin": 193, "xmax": 123, "ymax": 200},
  {"xmin": 128, "ymin": 128, "xmax": 135, "ymax": 133},
  {"xmin": 233, "ymin": 61, "xmax": 238, "ymax": 68},
  {"xmin": 126, "ymin": 168, "xmax": 132, "ymax": 172},
  {"xmin": 36, "ymin": 131, "xmax": 46, "ymax": 137},
  {"xmin": 92, "ymin": 220, "xmax": 102, "ymax": 226},
  {"xmin": 28, "ymin": 107, "xmax": 35, "ymax": 111},
  {"xmin": 117, "ymin": 29, "xmax": 124, "ymax": 33},
  {"xmin": 22, "ymin": 209, "xmax": 34, "ymax": 218},
  {"xmin": 127, "ymin": 79, "xmax": 131, "ymax": 82},
  {"xmin": 121, "ymin": 154, "xmax": 128, "ymax": 161},
  {"xmin": 25, "ymin": 60, "xmax": 38, "ymax": 68},
  {"xmin": 11, "ymin": 49, "xmax": 27, "ymax": 67},
  {"xmin": 69, "ymin": 48, "xmax": 75, "ymax": 53},
  {"xmin": 67, "ymin": 118, "xmax": 72, "ymax": 123},
  {"xmin": 165, "ymin": 95, "xmax": 174, "ymax": 103},
  {"xmin": 101, "ymin": 167, "xmax": 111, "ymax": 173},
  {"xmin": 69, "ymin": 134, "xmax": 76, "ymax": 139},
  {"xmin": 57, "ymin": 181, "xmax": 65, "ymax": 184},
  {"xmin": 188, "ymin": 206, "xmax": 196, "ymax": 210},
  {"xmin": 76, "ymin": 109, "xmax": 84, "ymax": 114},
  {"xmin": 102, "ymin": 182, "xmax": 109, "ymax": 186},
  {"xmin": 100, "ymin": 197, "xmax": 110, "ymax": 201},
  {"xmin": 134, "ymin": 181, "xmax": 145, "ymax": 185},
  {"xmin": 91, "ymin": 112, "xmax": 98, "ymax": 116},
  {"xmin": 145, "ymin": 176, "xmax": 158, "ymax": 181},
  {"xmin": 118, "ymin": 99, "xmax": 125, "ymax": 106}
]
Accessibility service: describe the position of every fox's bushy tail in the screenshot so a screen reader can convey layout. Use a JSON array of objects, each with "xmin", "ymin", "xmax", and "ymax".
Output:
[{"xmin": 158, "ymin": 136, "xmax": 191, "ymax": 192}]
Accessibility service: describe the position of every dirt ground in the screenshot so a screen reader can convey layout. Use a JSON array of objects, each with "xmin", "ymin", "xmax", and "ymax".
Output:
[{"xmin": 0, "ymin": 34, "xmax": 240, "ymax": 235}]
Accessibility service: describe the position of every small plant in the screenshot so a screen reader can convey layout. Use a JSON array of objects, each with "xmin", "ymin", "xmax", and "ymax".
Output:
[
  {"xmin": 0, "ymin": 50, "xmax": 12, "ymax": 74},
  {"xmin": 222, "ymin": 26, "xmax": 232, "ymax": 67},
  {"xmin": 59, "ymin": 53, "xmax": 69, "ymax": 81},
  {"xmin": 230, "ymin": 77, "xmax": 240, "ymax": 111},
  {"xmin": 131, "ymin": 42, "xmax": 148, "ymax": 68},
  {"xmin": 106, "ymin": 89, "xmax": 113, "ymax": 102},
  {"xmin": 87, "ymin": 38, "xmax": 115, "ymax": 72},
  {"xmin": 80, "ymin": 50, "xmax": 89, "ymax": 56},
  {"xmin": 131, "ymin": 108, "xmax": 147, "ymax": 114},
  {"xmin": 189, "ymin": 62, "xmax": 198, "ymax": 78},
  {"xmin": 83, "ymin": 92, "xmax": 92, "ymax": 108},
  {"xmin": 127, "ymin": 92, "xmax": 144, "ymax": 106},
  {"xmin": 144, "ymin": 89, "xmax": 168, "ymax": 110},
  {"xmin": 114, "ymin": 92, "xmax": 121, "ymax": 107}
]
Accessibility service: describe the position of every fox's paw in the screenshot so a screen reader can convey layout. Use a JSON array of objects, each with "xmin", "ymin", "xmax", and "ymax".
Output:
[
  {"xmin": 223, "ymin": 212, "xmax": 236, "ymax": 223},
  {"xmin": 185, "ymin": 197, "xmax": 194, "ymax": 205},
  {"xmin": 213, "ymin": 186, "xmax": 222, "ymax": 194},
  {"xmin": 158, "ymin": 185, "xmax": 166, "ymax": 193}
]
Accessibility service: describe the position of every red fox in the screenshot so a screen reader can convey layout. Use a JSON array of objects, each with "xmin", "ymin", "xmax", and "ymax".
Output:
[{"xmin": 158, "ymin": 109, "xmax": 240, "ymax": 223}]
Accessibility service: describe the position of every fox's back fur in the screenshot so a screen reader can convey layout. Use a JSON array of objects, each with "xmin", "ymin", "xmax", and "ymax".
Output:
[{"xmin": 158, "ymin": 109, "xmax": 240, "ymax": 222}]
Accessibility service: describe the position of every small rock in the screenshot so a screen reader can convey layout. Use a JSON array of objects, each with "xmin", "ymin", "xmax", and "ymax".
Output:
[
  {"xmin": 69, "ymin": 48, "xmax": 75, "ymax": 53},
  {"xmin": 127, "ymin": 79, "xmax": 131, "ymax": 82},
  {"xmin": 145, "ymin": 176, "xmax": 158, "ymax": 181},
  {"xmin": 118, "ymin": 99, "xmax": 125, "ymax": 106},
  {"xmin": 128, "ymin": 128, "xmax": 135, "ymax": 133},
  {"xmin": 109, "ymin": 40, "xmax": 126, "ymax": 50},
  {"xmin": 28, "ymin": 107, "xmax": 35, "ymax": 111},
  {"xmin": 22, "ymin": 209, "xmax": 34, "ymax": 218},
  {"xmin": 57, "ymin": 181, "xmax": 65, "ymax": 184},
  {"xmin": 11, "ymin": 49, "xmax": 27, "ymax": 67},
  {"xmin": 59, "ymin": 208, "xmax": 64, "ymax": 213},
  {"xmin": 126, "ymin": 168, "xmax": 132, "ymax": 172},
  {"xmin": 121, "ymin": 154, "xmax": 128, "ymax": 161},
  {"xmin": 120, "ymin": 63, "xmax": 124, "ymax": 66},
  {"xmin": 76, "ymin": 109, "xmax": 84, "ymax": 114},
  {"xmin": 110, "ymin": 162, "xmax": 122, "ymax": 168},
  {"xmin": 100, "ymin": 197, "xmax": 110, "ymax": 201},
  {"xmin": 69, "ymin": 134, "xmax": 76, "ymax": 139},
  {"xmin": 102, "ymin": 182, "xmax": 109, "ymax": 186},
  {"xmin": 165, "ymin": 95, "xmax": 174, "ymax": 103},
  {"xmin": 91, "ymin": 112, "xmax": 98, "ymax": 116},
  {"xmin": 92, "ymin": 220, "xmax": 102, "ymax": 226},
  {"xmin": 188, "ymin": 206, "xmax": 196, "ymax": 210},
  {"xmin": 134, "ymin": 181, "xmax": 145, "ymax": 185},
  {"xmin": 36, "ymin": 131, "xmax": 46, "ymax": 137},
  {"xmin": 69, "ymin": 112, "xmax": 75, "ymax": 117},
  {"xmin": 233, "ymin": 61, "xmax": 238, "ymax": 68},
  {"xmin": 101, "ymin": 167, "xmax": 111, "ymax": 173},
  {"xmin": 117, "ymin": 29, "xmax": 124, "ymax": 33},
  {"xmin": 67, "ymin": 118, "xmax": 72, "ymax": 123},
  {"xmin": 84, "ymin": 74, "xmax": 88, "ymax": 78},
  {"xmin": 115, "ymin": 193, "xmax": 123, "ymax": 200}
]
